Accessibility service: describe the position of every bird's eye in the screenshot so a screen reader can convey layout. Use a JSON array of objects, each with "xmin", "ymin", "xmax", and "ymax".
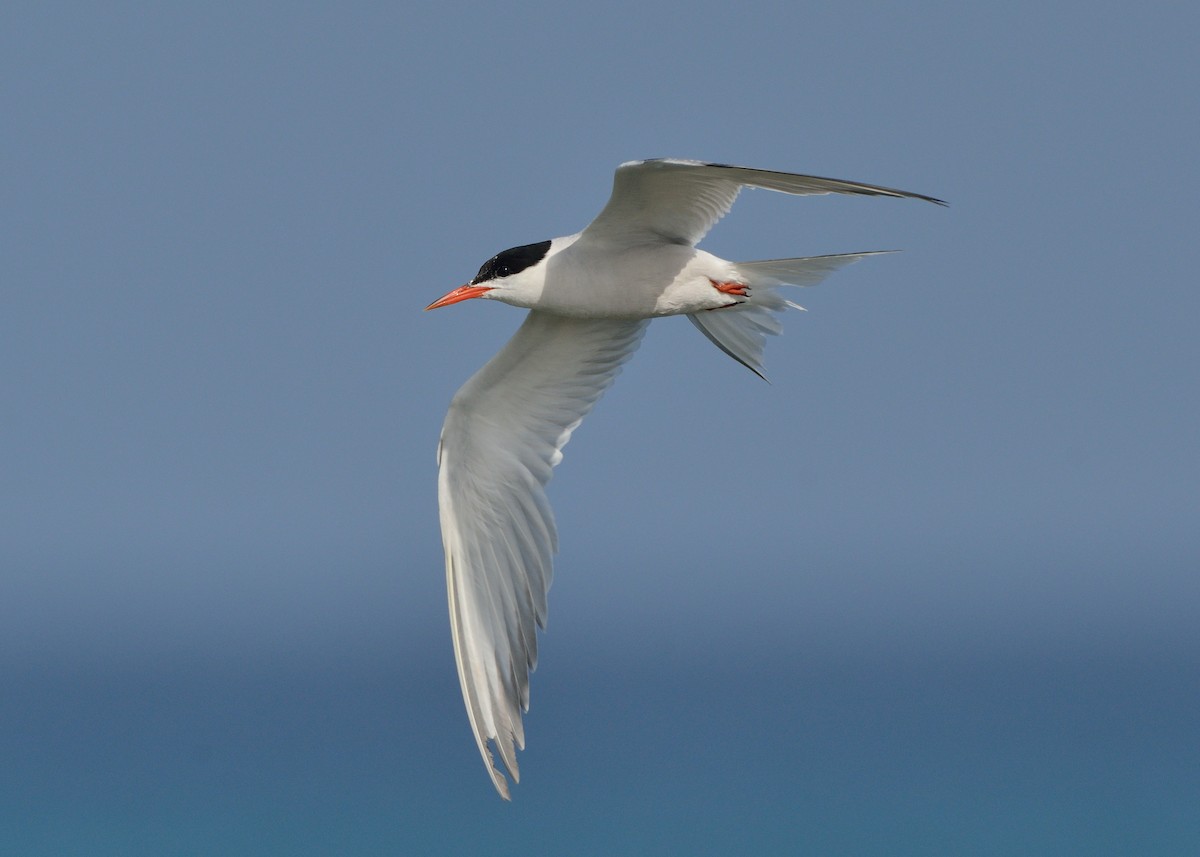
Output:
[{"xmin": 496, "ymin": 265, "xmax": 511, "ymax": 278}]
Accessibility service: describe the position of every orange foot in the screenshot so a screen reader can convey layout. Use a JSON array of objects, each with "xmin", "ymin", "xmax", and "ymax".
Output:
[{"xmin": 709, "ymin": 279, "xmax": 750, "ymax": 297}]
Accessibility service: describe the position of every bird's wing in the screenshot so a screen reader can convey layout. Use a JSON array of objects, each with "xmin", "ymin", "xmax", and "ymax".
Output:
[
  {"xmin": 437, "ymin": 310, "xmax": 649, "ymax": 798},
  {"xmin": 579, "ymin": 158, "xmax": 945, "ymax": 247}
]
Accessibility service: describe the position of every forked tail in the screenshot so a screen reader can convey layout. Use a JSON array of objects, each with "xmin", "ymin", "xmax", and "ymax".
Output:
[{"xmin": 687, "ymin": 251, "xmax": 891, "ymax": 379}]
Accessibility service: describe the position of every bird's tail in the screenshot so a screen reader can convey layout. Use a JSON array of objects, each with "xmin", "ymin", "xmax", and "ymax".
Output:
[{"xmin": 687, "ymin": 251, "xmax": 890, "ymax": 380}]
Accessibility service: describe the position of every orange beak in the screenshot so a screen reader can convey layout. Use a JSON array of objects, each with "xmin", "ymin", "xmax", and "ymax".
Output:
[{"xmin": 425, "ymin": 284, "xmax": 494, "ymax": 311}]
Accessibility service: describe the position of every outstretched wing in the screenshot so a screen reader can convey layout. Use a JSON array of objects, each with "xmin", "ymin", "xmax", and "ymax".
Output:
[
  {"xmin": 580, "ymin": 158, "xmax": 945, "ymax": 247},
  {"xmin": 437, "ymin": 310, "xmax": 648, "ymax": 798}
]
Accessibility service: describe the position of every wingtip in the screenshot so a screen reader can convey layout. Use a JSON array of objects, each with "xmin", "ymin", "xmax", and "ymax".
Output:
[
  {"xmin": 916, "ymin": 192, "xmax": 949, "ymax": 207},
  {"xmin": 484, "ymin": 747, "xmax": 514, "ymax": 800},
  {"xmin": 883, "ymin": 189, "xmax": 947, "ymax": 206}
]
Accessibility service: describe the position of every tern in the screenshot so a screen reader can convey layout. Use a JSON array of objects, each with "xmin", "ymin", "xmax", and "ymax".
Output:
[{"xmin": 426, "ymin": 158, "xmax": 943, "ymax": 798}]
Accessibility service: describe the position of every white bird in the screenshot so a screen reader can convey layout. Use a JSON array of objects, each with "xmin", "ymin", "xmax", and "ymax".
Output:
[{"xmin": 425, "ymin": 159, "xmax": 943, "ymax": 798}]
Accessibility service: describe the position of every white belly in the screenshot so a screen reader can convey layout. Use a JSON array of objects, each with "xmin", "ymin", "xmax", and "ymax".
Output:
[{"xmin": 538, "ymin": 244, "xmax": 739, "ymax": 319}]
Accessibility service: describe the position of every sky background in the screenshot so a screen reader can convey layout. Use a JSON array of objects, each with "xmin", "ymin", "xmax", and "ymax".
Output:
[{"xmin": 3, "ymin": 2, "xmax": 1198, "ymax": 854}]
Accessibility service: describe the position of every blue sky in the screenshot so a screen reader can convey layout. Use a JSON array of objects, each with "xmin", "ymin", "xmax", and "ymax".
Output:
[
  {"xmin": 5, "ymin": 2, "xmax": 1195, "ymax": 664},
  {"xmin": 2, "ymin": 2, "xmax": 1198, "ymax": 844}
]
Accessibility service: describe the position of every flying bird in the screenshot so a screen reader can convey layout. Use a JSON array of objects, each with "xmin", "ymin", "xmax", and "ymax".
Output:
[{"xmin": 425, "ymin": 158, "xmax": 943, "ymax": 798}]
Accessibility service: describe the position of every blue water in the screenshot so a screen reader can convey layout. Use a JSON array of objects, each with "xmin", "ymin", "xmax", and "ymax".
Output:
[{"xmin": 2, "ymin": 647, "xmax": 1195, "ymax": 856}]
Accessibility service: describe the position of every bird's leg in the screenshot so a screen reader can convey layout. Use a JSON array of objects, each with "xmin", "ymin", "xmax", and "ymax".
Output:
[
  {"xmin": 709, "ymin": 278, "xmax": 750, "ymax": 297},
  {"xmin": 706, "ymin": 278, "xmax": 750, "ymax": 310}
]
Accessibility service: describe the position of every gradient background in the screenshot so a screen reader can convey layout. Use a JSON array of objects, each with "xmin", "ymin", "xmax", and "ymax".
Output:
[{"xmin": 4, "ymin": 2, "xmax": 1197, "ymax": 854}]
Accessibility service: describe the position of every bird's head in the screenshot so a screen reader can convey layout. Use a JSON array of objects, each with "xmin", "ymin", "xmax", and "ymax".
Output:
[{"xmin": 426, "ymin": 239, "xmax": 552, "ymax": 311}]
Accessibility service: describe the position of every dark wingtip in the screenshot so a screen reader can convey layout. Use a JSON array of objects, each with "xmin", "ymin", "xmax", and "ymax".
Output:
[{"xmin": 868, "ymin": 187, "xmax": 947, "ymax": 206}]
